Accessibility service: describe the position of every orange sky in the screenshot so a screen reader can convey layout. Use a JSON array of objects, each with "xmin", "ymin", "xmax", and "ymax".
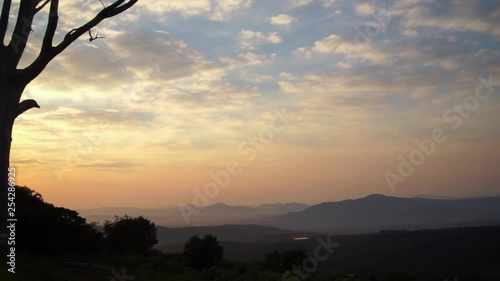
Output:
[{"xmin": 10, "ymin": 0, "xmax": 500, "ymax": 209}]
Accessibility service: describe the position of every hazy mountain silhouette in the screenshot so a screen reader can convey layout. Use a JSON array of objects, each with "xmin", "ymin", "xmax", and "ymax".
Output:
[
  {"xmin": 13, "ymin": 185, "xmax": 500, "ymax": 280},
  {"xmin": 78, "ymin": 202, "xmax": 309, "ymax": 226},
  {"xmin": 78, "ymin": 206, "xmax": 173, "ymax": 216},
  {"xmin": 196, "ymin": 203, "xmax": 256, "ymax": 214},
  {"xmin": 78, "ymin": 195, "xmax": 500, "ymax": 232},
  {"xmin": 267, "ymin": 194, "xmax": 500, "ymax": 233},
  {"xmin": 189, "ymin": 202, "xmax": 308, "ymax": 214},
  {"xmin": 256, "ymin": 202, "xmax": 309, "ymax": 213}
]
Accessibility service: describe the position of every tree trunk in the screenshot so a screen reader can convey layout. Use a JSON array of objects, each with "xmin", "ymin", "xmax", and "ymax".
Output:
[
  {"xmin": 0, "ymin": 0, "xmax": 139, "ymax": 260},
  {"xmin": 0, "ymin": 83, "xmax": 23, "ymax": 254}
]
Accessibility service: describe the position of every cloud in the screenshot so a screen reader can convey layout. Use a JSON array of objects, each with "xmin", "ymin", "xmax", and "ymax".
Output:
[
  {"xmin": 401, "ymin": 0, "xmax": 500, "ymax": 37},
  {"xmin": 296, "ymin": 34, "xmax": 387, "ymax": 65},
  {"xmin": 288, "ymin": 0, "xmax": 314, "ymax": 9},
  {"xmin": 15, "ymin": 0, "xmax": 500, "ymax": 207},
  {"xmin": 287, "ymin": 0, "xmax": 337, "ymax": 9},
  {"xmin": 210, "ymin": 0, "xmax": 253, "ymax": 21},
  {"xmin": 354, "ymin": 2, "xmax": 375, "ymax": 16},
  {"xmin": 237, "ymin": 71, "xmax": 274, "ymax": 83},
  {"xmin": 279, "ymin": 72, "xmax": 299, "ymax": 81},
  {"xmin": 400, "ymin": 28, "xmax": 418, "ymax": 37},
  {"xmin": 136, "ymin": 0, "xmax": 252, "ymax": 21},
  {"xmin": 238, "ymin": 30, "xmax": 282, "ymax": 50},
  {"xmin": 387, "ymin": 36, "xmax": 500, "ymax": 74},
  {"xmin": 137, "ymin": 1, "xmax": 210, "ymax": 17},
  {"xmin": 410, "ymin": 87, "xmax": 435, "ymax": 100},
  {"xmin": 269, "ymin": 14, "xmax": 294, "ymax": 27},
  {"xmin": 320, "ymin": 0, "xmax": 339, "ymax": 8},
  {"xmin": 20, "ymin": 20, "xmax": 283, "ymax": 173}
]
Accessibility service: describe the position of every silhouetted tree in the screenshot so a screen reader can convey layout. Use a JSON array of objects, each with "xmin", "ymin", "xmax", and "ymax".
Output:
[
  {"xmin": 16, "ymin": 186, "xmax": 103, "ymax": 256},
  {"xmin": 183, "ymin": 234, "xmax": 223, "ymax": 269},
  {"xmin": 265, "ymin": 249, "xmax": 284, "ymax": 271},
  {"xmin": 0, "ymin": 0, "xmax": 138, "ymax": 246},
  {"xmin": 265, "ymin": 249, "xmax": 307, "ymax": 272},
  {"xmin": 104, "ymin": 215, "xmax": 158, "ymax": 254}
]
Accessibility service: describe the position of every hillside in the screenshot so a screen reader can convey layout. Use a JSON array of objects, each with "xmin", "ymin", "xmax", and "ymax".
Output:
[
  {"xmin": 159, "ymin": 225, "xmax": 500, "ymax": 279},
  {"xmin": 267, "ymin": 194, "xmax": 500, "ymax": 233},
  {"xmin": 155, "ymin": 224, "xmax": 318, "ymax": 247}
]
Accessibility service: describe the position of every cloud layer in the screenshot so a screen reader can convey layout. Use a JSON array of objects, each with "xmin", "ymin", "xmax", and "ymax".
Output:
[{"xmin": 12, "ymin": 0, "xmax": 500, "ymax": 208}]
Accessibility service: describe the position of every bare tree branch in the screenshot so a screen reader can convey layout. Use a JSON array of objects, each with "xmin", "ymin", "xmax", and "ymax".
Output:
[
  {"xmin": 65, "ymin": 28, "xmax": 78, "ymax": 40},
  {"xmin": 106, "ymin": 0, "xmax": 138, "ymax": 17},
  {"xmin": 0, "ymin": 0, "xmax": 12, "ymax": 46},
  {"xmin": 41, "ymin": 0, "xmax": 59, "ymax": 53},
  {"xmin": 16, "ymin": 99, "xmax": 40, "ymax": 117},
  {"xmin": 21, "ymin": 0, "xmax": 138, "ymax": 81},
  {"xmin": 35, "ymin": 0, "xmax": 51, "ymax": 14},
  {"xmin": 8, "ymin": 0, "xmax": 36, "ymax": 67}
]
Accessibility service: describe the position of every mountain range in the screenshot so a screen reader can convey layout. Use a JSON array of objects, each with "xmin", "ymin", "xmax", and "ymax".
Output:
[
  {"xmin": 78, "ymin": 202, "xmax": 309, "ymax": 226},
  {"xmin": 264, "ymin": 194, "xmax": 500, "ymax": 233},
  {"xmin": 78, "ymin": 194, "xmax": 500, "ymax": 233}
]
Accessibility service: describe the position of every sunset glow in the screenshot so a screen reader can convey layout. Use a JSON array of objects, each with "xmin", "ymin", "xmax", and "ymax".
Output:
[{"xmin": 12, "ymin": 0, "xmax": 500, "ymax": 209}]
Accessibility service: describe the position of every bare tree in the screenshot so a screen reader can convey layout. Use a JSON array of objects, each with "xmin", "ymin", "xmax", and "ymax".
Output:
[{"xmin": 0, "ymin": 0, "xmax": 138, "ymax": 246}]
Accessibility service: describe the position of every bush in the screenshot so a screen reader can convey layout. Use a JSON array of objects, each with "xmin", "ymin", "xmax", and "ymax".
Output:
[
  {"xmin": 16, "ymin": 186, "xmax": 103, "ymax": 256},
  {"xmin": 183, "ymin": 234, "xmax": 223, "ymax": 269},
  {"xmin": 265, "ymin": 249, "xmax": 307, "ymax": 272},
  {"xmin": 104, "ymin": 215, "xmax": 158, "ymax": 254}
]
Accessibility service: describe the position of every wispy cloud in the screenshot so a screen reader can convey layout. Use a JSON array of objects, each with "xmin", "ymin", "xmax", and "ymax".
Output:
[{"xmin": 15, "ymin": 0, "xmax": 500, "ymax": 208}]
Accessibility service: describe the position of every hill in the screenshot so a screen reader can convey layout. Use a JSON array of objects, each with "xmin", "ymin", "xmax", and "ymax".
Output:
[
  {"xmin": 78, "ymin": 202, "xmax": 309, "ymax": 226},
  {"xmin": 267, "ymin": 194, "xmax": 500, "ymax": 233}
]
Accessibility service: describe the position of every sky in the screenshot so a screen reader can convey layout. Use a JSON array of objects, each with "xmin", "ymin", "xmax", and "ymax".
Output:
[{"xmin": 9, "ymin": 0, "xmax": 500, "ymax": 209}]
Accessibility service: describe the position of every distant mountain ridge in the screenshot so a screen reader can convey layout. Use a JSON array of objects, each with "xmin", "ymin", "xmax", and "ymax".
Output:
[
  {"xmin": 79, "ymin": 202, "xmax": 308, "ymax": 215},
  {"xmin": 257, "ymin": 202, "xmax": 309, "ymax": 213},
  {"xmin": 78, "ymin": 202, "xmax": 309, "ymax": 226},
  {"xmin": 78, "ymin": 195, "xmax": 500, "ymax": 232},
  {"xmin": 266, "ymin": 194, "xmax": 500, "ymax": 233},
  {"xmin": 192, "ymin": 203, "xmax": 256, "ymax": 214}
]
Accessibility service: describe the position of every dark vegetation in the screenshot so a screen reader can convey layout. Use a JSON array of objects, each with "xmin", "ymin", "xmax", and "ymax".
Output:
[
  {"xmin": 13, "ymin": 186, "xmax": 157, "ymax": 257},
  {"xmin": 104, "ymin": 215, "xmax": 158, "ymax": 254},
  {"xmin": 153, "ymin": 224, "xmax": 308, "ymax": 247},
  {"xmin": 1, "ymin": 186, "xmax": 499, "ymax": 281},
  {"xmin": 264, "ymin": 249, "xmax": 307, "ymax": 272},
  {"xmin": 14, "ymin": 186, "xmax": 103, "ymax": 256},
  {"xmin": 183, "ymin": 234, "xmax": 224, "ymax": 269}
]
